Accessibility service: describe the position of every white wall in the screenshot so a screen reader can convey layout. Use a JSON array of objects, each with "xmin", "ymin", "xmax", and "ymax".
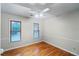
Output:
[
  {"xmin": 0, "ymin": 4, "xmax": 1, "ymax": 49},
  {"xmin": 1, "ymin": 10, "xmax": 79, "ymax": 55},
  {"xmin": 43, "ymin": 11, "xmax": 79, "ymax": 55},
  {"xmin": 1, "ymin": 13, "xmax": 43, "ymax": 51}
]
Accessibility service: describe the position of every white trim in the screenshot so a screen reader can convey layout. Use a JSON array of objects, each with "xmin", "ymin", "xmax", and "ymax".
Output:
[
  {"xmin": 43, "ymin": 40, "xmax": 79, "ymax": 56},
  {"xmin": 3, "ymin": 40, "xmax": 42, "ymax": 53}
]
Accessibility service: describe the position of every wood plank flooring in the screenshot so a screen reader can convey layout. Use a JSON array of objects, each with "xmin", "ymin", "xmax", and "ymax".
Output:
[{"xmin": 1, "ymin": 41, "xmax": 74, "ymax": 56}]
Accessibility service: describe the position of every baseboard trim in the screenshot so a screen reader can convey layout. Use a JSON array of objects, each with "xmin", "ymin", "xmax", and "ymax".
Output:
[
  {"xmin": 2, "ymin": 40, "xmax": 78, "ymax": 56},
  {"xmin": 43, "ymin": 40, "xmax": 78, "ymax": 56},
  {"xmin": 3, "ymin": 40, "xmax": 42, "ymax": 53}
]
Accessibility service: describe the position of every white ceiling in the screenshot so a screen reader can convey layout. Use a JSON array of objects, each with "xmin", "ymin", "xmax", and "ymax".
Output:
[{"xmin": 1, "ymin": 3, "xmax": 79, "ymax": 17}]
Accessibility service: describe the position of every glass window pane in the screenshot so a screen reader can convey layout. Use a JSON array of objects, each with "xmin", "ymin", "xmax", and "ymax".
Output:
[
  {"xmin": 11, "ymin": 32, "xmax": 20, "ymax": 42},
  {"xmin": 34, "ymin": 23, "xmax": 39, "ymax": 30},
  {"xmin": 11, "ymin": 21, "xmax": 20, "ymax": 31}
]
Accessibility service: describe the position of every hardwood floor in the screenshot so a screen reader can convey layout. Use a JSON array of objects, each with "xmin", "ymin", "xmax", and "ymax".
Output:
[{"xmin": 1, "ymin": 41, "xmax": 74, "ymax": 56}]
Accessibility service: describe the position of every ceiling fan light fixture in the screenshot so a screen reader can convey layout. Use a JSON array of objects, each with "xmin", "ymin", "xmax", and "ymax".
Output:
[
  {"xmin": 34, "ymin": 14, "xmax": 39, "ymax": 18},
  {"xmin": 40, "ymin": 13, "xmax": 43, "ymax": 17}
]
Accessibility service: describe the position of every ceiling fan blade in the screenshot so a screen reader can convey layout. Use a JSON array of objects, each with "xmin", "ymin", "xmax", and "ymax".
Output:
[{"xmin": 42, "ymin": 8, "xmax": 50, "ymax": 13}]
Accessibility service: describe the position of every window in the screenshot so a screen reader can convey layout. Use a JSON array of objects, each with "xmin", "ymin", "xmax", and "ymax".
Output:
[
  {"xmin": 33, "ymin": 23, "xmax": 39, "ymax": 39},
  {"xmin": 10, "ymin": 21, "xmax": 21, "ymax": 42}
]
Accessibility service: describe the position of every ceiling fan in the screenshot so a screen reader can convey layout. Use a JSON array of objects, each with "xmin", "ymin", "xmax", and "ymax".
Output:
[{"xmin": 29, "ymin": 8, "xmax": 50, "ymax": 18}]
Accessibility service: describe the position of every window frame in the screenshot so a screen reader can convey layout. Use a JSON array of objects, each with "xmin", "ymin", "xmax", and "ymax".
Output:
[
  {"xmin": 10, "ymin": 20, "xmax": 21, "ymax": 42},
  {"xmin": 33, "ymin": 23, "xmax": 40, "ymax": 39}
]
